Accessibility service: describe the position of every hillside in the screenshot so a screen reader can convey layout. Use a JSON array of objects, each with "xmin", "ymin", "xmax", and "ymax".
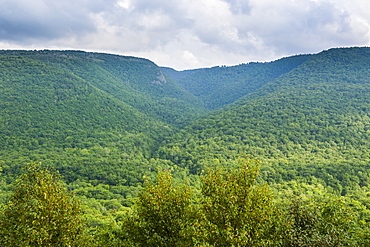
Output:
[
  {"xmin": 164, "ymin": 54, "xmax": 311, "ymax": 109},
  {"xmin": 0, "ymin": 52, "xmax": 176, "ymax": 188},
  {"xmin": 158, "ymin": 47, "xmax": 370, "ymax": 194},
  {"xmin": 1, "ymin": 47, "xmax": 369, "ymax": 191},
  {"xmin": 1, "ymin": 48, "xmax": 370, "ymax": 240},
  {"xmin": 1, "ymin": 50, "xmax": 206, "ymax": 126}
]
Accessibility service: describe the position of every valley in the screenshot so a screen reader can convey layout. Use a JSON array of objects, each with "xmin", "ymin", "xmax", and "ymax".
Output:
[{"xmin": 1, "ymin": 47, "xmax": 370, "ymax": 245}]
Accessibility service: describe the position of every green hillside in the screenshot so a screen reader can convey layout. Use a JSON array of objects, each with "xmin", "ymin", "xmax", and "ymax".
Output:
[
  {"xmin": 160, "ymin": 67, "xmax": 203, "ymax": 81},
  {"xmin": 1, "ymin": 47, "xmax": 370, "ymax": 195},
  {"xmin": 158, "ymin": 47, "xmax": 370, "ymax": 194},
  {"xmin": 168, "ymin": 54, "xmax": 311, "ymax": 109},
  {"xmin": 1, "ymin": 47, "xmax": 370, "ymax": 245},
  {"xmin": 1, "ymin": 50, "xmax": 206, "ymax": 126},
  {"xmin": 0, "ymin": 53, "xmax": 173, "ymax": 188}
]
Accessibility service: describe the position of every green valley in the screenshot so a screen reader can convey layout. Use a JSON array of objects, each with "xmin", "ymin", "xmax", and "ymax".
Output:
[{"xmin": 1, "ymin": 47, "xmax": 370, "ymax": 246}]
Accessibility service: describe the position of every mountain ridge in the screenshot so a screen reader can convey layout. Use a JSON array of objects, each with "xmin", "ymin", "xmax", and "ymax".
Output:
[
  {"xmin": 0, "ymin": 50, "xmax": 206, "ymax": 126},
  {"xmin": 163, "ymin": 53, "xmax": 312, "ymax": 110},
  {"xmin": 157, "ymin": 47, "xmax": 370, "ymax": 193},
  {"xmin": 1, "ymin": 47, "xmax": 370, "ymax": 192}
]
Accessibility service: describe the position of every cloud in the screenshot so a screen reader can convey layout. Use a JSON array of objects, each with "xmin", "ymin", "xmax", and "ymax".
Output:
[
  {"xmin": 244, "ymin": 0, "xmax": 368, "ymax": 53},
  {"xmin": 0, "ymin": 0, "xmax": 101, "ymax": 41},
  {"xmin": 0, "ymin": 0, "xmax": 369, "ymax": 70}
]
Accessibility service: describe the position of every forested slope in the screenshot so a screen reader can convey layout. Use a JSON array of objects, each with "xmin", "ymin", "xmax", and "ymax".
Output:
[
  {"xmin": 0, "ymin": 53, "xmax": 176, "ymax": 192},
  {"xmin": 1, "ymin": 47, "xmax": 370, "ymax": 197},
  {"xmin": 1, "ymin": 50, "xmax": 206, "ymax": 126},
  {"xmin": 1, "ymin": 47, "xmax": 370, "ymax": 245},
  {"xmin": 158, "ymin": 47, "xmax": 370, "ymax": 195},
  {"xmin": 166, "ymin": 54, "xmax": 311, "ymax": 109}
]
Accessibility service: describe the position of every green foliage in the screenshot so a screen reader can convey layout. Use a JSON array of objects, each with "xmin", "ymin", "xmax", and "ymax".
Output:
[
  {"xmin": 119, "ymin": 157, "xmax": 367, "ymax": 246},
  {"xmin": 194, "ymin": 157, "xmax": 286, "ymax": 246},
  {"xmin": 281, "ymin": 195, "xmax": 357, "ymax": 246},
  {"xmin": 87, "ymin": 219, "xmax": 124, "ymax": 247},
  {"xmin": 0, "ymin": 163, "xmax": 89, "ymax": 246},
  {"xmin": 0, "ymin": 51, "xmax": 174, "ymax": 189},
  {"xmin": 122, "ymin": 170, "xmax": 195, "ymax": 246}
]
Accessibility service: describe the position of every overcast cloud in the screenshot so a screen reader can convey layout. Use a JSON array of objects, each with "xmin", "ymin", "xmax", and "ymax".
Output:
[{"xmin": 0, "ymin": 0, "xmax": 369, "ymax": 70}]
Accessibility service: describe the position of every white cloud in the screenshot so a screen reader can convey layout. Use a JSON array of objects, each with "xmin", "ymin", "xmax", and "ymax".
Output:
[
  {"xmin": 0, "ymin": 0, "xmax": 369, "ymax": 70},
  {"xmin": 116, "ymin": 0, "xmax": 132, "ymax": 10}
]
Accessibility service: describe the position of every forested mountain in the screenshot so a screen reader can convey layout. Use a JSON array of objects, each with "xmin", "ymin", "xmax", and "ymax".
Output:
[
  {"xmin": 162, "ymin": 54, "xmax": 311, "ymax": 109},
  {"xmin": 0, "ymin": 52, "xmax": 178, "ymax": 190},
  {"xmin": 0, "ymin": 50, "xmax": 206, "ymax": 126},
  {"xmin": 159, "ymin": 47, "xmax": 370, "ymax": 194},
  {"xmin": 1, "ymin": 47, "xmax": 370, "ymax": 245},
  {"xmin": 160, "ymin": 67, "xmax": 204, "ymax": 82}
]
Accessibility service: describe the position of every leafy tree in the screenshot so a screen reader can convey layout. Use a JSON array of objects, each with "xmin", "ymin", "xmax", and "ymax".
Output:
[
  {"xmin": 117, "ymin": 157, "xmax": 368, "ymax": 246},
  {"xmin": 281, "ymin": 195, "xmax": 357, "ymax": 246},
  {"xmin": 0, "ymin": 163, "xmax": 89, "ymax": 246},
  {"xmin": 194, "ymin": 157, "xmax": 287, "ymax": 246},
  {"xmin": 122, "ymin": 170, "xmax": 195, "ymax": 246}
]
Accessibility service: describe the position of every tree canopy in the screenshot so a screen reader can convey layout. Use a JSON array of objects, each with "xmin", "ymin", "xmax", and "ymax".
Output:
[{"xmin": 0, "ymin": 163, "xmax": 89, "ymax": 246}]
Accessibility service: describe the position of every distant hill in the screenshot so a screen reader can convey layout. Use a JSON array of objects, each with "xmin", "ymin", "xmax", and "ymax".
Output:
[
  {"xmin": 0, "ymin": 50, "xmax": 206, "ymax": 126},
  {"xmin": 158, "ymin": 47, "xmax": 370, "ymax": 194},
  {"xmin": 164, "ymin": 55, "xmax": 311, "ymax": 109},
  {"xmin": 0, "ymin": 51, "xmax": 175, "ymax": 185},
  {"xmin": 160, "ymin": 67, "xmax": 204, "ymax": 81}
]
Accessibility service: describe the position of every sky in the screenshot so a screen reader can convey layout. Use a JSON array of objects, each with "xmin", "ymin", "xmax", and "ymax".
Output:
[{"xmin": 0, "ymin": 0, "xmax": 369, "ymax": 70}]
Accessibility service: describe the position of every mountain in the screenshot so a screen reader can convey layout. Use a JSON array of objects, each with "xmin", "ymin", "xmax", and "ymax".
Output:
[
  {"xmin": 1, "ymin": 50, "xmax": 206, "ymax": 126},
  {"xmin": 2, "ymin": 47, "xmax": 370, "ymax": 238},
  {"xmin": 164, "ymin": 54, "xmax": 311, "ymax": 109},
  {"xmin": 160, "ymin": 67, "xmax": 202, "ymax": 81},
  {"xmin": 158, "ymin": 47, "xmax": 370, "ymax": 194},
  {"xmin": 0, "ymin": 51, "xmax": 178, "ymax": 186},
  {"xmin": 1, "ymin": 47, "xmax": 370, "ymax": 197}
]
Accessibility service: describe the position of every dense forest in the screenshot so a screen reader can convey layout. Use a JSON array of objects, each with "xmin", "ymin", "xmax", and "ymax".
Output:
[{"xmin": 1, "ymin": 47, "xmax": 370, "ymax": 246}]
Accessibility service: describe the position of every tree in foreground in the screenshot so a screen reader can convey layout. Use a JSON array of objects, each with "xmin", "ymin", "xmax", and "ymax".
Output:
[
  {"xmin": 194, "ymin": 157, "xmax": 287, "ymax": 246},
  {"xmin": 120, "ymin": 157, "xmax": 362, "ymax": 246},
  {"xmin": 0, "ymin": 163, "xmax": 88, "ymax": 246},
  {"xmin": 281, "ymin": 195, "xmax": 358, "ymax": 246},
  {"xmin": 122, "ymin": 170, "xmax": 195, "ymax": 246}
]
